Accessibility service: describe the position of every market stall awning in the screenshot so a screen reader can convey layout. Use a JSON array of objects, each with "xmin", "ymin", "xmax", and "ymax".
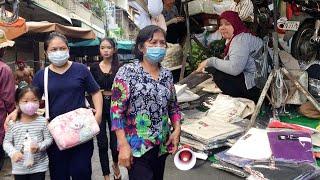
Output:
[
  {"xmin": 68, "ymin": 38, "xmax": 100, "ymax": 56},
  {"xmin": 68, "ymin": 38, "xmax": 100, "ymax": 47},
  {"xmin": 0, "ymin": 12, "xmax": 27, "ymax": 40},
  {"xmin": 26, "ymin": 21, "xmax": 96, "ymax": 39}
]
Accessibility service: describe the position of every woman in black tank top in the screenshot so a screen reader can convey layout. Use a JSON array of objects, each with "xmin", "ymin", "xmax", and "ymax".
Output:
[{"xmin": 90, "ymin": 38, "xmax": 121, "ymax": 180}]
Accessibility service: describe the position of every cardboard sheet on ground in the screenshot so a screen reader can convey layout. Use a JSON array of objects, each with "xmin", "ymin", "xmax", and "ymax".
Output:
[
  {"xmin": 227, "ymin": 128, "xmax": 272, "ymax": 160},
  {"xmin": 197, "ymin": 78, "xmax": 222, "ymax": 94},
  {"xmin": 312, "ymin": 133, "xmax": 320, "ymax": 147}
]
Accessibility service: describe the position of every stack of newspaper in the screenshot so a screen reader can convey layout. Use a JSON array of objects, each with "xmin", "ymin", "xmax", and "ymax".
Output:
[{"xmin": 180, "ymin": 116, "xmax": 245, "ymax": 152}]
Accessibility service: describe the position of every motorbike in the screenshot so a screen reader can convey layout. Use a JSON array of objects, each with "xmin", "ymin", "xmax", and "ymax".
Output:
[{"xmin": 281, "ymin": 0, "xmax": 320, "ymax": 66}]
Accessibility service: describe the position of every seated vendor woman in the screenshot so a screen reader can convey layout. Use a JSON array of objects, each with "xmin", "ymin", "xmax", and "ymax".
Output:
[{"xmin": 196, "ymin": 11, "xmax": 263, "ymax": 103}]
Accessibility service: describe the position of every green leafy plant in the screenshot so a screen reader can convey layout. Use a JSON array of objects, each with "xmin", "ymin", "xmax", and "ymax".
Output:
[
  {"xmin": 185, "ymin": 39, "xmax": 226, "ymax": 76},
  {"xmin": 185, "ymin": 40, "xmax": 208, "ymax": 74},
  {"xmin": 82, "ymin": 0, "xmax": 106, "ymax": 18}
]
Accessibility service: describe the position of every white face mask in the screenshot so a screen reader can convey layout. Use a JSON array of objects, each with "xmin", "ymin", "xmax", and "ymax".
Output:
[{"xmin": 48, "ymin": 50, "xmax": 70, "ymax": 67}]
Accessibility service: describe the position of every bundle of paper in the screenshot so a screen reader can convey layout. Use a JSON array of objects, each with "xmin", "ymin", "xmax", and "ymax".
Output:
[
  {"xmin": 181, "ymin": 116, "xmax": 245, "ymax": 146},
  {"xmin": 215, "ymin": 150, "xmax": 254, "ymax": 168},
  {"xmin": 245, "ymin": 161, "xmax": 318, "ymax": 180},
  {"xmin": 205, "ymin": 94, "xmax": 255, "ymax": 123},
  {"xmin": 180, "ymin": 132, "xmax": 242, "ymax": 151}
]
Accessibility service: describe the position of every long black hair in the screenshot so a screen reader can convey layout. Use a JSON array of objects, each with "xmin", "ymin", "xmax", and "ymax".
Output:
[
  {"xmin": 15, "ymin": 82, "xmax": 41, "ymax": 119},
  {"xmin": 99, "ymin": 37, "xmax": 120, "ymax": 74},
  {"xmin": 133, "ymin": 25, "xmax": 166, "ymax": 61}
]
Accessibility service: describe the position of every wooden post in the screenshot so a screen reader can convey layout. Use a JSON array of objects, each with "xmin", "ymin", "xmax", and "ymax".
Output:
[
  {"xmin": 179, "ymin": 0, "xmax": 191, "ymax": 81},
  {"xmin": 249, "ymin": 71, "xmax": 275, "ymax": 129}
]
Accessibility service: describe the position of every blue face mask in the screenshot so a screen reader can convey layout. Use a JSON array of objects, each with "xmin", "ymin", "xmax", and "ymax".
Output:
[
  {"xmin": 48, "ymin": 50, "xmax": 70, "ymax": 67},
  {"xmin": 145, "ymin": 47, "xmax": 166, "ymax": 64}
]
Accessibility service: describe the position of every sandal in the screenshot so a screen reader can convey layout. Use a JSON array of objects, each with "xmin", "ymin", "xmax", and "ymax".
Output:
[{"xmin": 112, "ymin": 164, "xmax": 121, "ymax": 180}]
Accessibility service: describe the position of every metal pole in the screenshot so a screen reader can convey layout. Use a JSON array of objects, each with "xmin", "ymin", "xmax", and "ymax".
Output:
[
  {"xmin": 272, "ymin": 0, "xmax": 283, "ymax": 109},
  {"xmin": 273, "ymin": 0, "xmax": 279, "ymax": 70},
  {"xmin": 249, "ymin": 71, "xmax": 275, "ymax": 129}
]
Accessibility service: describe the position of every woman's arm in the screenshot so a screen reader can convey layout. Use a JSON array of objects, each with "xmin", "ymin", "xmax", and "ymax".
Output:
[
  {"xmin": 166, "ymin": 76, "xmax": 182, "ymax": 153},
  {"xmin": 91, "ymin": 90, "xmax": 103, "ymax": 124},
  {"xmin": 115, "ymin": 129, "xmax": 132, "ymax": 168},
  {"xmin": 83, "ymin": 65, "xmax": 103, "ymax": 124},
  {"xmin": 110, "ymin": 77, "xmax": 130, "ymax": 131},
  {"xmin": 38, "ymin": 122, "xmax": 53, "ymax": 152},
  {"xmin": 111, "ymin": 67, "xmax": 131, "ymax": 167},
  {"xmin": 4, "ymin": 109, "xmax": 18, "ymax": 131},
  {"xmin": 166, "ymin": 16, "xmax": 184, "ymax": 26},
  {"xmin": 206, "ymin": 34, "xmax": 251, "ymax": 76}
]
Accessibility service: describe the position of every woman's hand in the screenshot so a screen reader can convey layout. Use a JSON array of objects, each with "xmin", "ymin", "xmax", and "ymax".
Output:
[
  {"xmin": 118, "ymin": 142, "xmax": 133, "ymax": 169},
  {"xmin": 12, "ymin": 152, "xmax": 23, "ymax": 162},
  {"xmin": 167, "ymin": 17, "xmax": 185, "ymax": 26},
  {"xmin": 176, "ymin": 16, "xmax": 185, "ymax": 22},
  {"xmin": 4, "ymin": 109, "xmax": 18, "ymax": 131},
  {"xmin": 195, "ymin": 60, "xmax": 208, "ymax": 73},
  {"xmin": 90, "ymin": 90, "xmax": 103, "ymax": 124},
  {"xmin": 94, "ymin": 112, "xmax": 102, "ymax": 125},
  {"xmin": 166, "ymin": 128, "xmax": 181, "ymax": 154}
]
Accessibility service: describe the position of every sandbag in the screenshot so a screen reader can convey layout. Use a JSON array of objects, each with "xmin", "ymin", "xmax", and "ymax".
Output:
[{"xmin": 299, "ymin": 101, "xmax": 320, "ymax": 119}]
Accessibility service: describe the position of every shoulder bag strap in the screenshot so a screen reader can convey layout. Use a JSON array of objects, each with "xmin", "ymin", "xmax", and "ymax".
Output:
[{"xmin": 44, "ymin": 67, "xmax": 50, "ymax": 119}]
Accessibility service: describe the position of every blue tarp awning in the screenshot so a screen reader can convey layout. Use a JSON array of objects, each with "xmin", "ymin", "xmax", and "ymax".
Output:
[
  {"xmin": 68, "ymin": 38, "xmax": 100, "ymax": 47},
  {"xmin": 68, "ymin": 39, "xmax": 135, "ymax": 56},
  {"xmin": 117, "ymin": 40, "xmax": 135, "ymax": 51}
]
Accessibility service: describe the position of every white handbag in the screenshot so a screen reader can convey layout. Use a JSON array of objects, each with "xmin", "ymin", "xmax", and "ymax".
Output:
[{"xmin": 44, "ymin": 67, "xmax": 100, "ymax": 150}]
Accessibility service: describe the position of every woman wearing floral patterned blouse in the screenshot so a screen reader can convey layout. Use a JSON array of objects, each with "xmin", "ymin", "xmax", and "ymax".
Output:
[{"xmin": 111, "ymin": 25, "xmax": 182, "ymax": 180}]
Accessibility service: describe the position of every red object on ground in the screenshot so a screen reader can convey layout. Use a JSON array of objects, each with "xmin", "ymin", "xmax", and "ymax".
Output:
[
  {"xmin": 268, "ymin": 120, "xmax": 313, "ymax": 133},
  {"xmin": 179, "ymin": 151, "xmax": 192, "ymax": 163}
]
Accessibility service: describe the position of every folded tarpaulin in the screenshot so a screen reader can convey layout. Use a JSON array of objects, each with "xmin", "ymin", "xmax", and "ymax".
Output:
[
  {"xmin": 26, "ymin": 21, "xmax": 96, "ymax": 39},
  {"xmin": 0, "ymin": 11, "xmax": 27, "ymax": 40}
]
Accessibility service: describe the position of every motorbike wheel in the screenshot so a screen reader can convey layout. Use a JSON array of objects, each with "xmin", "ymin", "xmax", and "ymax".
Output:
[{"xmin": 291, "ymin": 19, "xmax": 318, "ymax": 66}]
